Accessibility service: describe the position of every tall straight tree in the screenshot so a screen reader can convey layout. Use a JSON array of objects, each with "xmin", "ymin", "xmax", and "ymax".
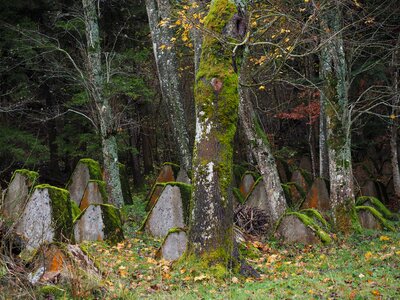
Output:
[
  {"xmin": 82, "ymin": 0, "xmax": 123, "ymax": 207},
  {"xmin": 319, "ymin": 0, "xmax": 355, "ymax": 233},
  {"xmin": 188, "ymin": 0, "xmax": 240, "ymax": 261},
  {"xmin": 145, "ymin": 0, "xmax": 192, "ymax": 171}
]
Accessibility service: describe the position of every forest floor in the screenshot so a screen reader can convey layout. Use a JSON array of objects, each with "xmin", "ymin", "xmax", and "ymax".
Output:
[{"xmin": 1, "ymin": 197, "xmax": 400, "ymax": 299}]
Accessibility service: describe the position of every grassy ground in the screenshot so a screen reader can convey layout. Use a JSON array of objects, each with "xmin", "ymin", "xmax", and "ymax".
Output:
[{"xmin": 1, "ymin": 195, "xmax": 399, "ymax": 299}]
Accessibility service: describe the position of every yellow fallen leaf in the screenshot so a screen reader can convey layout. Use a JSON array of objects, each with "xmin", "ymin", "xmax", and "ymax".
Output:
[
  {"xmin": 364, "ymin": 251, "xmax": 373, "ymax": 260},
  {"xmin": 118, "ymin": 266, "xmax": 128, "ymax": 278},
  {"xmin": 231, "ymin": 277, "xmax": 239, "ymax": 283},
  {"xmin": 371, "ymin": 290, "xmax": 380, "ymax": 296},
  {"xmin": 194, "ymin": 274, "xmax": 208, "ymax": 282},
  {"xmin": 259, "ymin": 85, "xmax": 266, "ymax": 91},
  {"xmin": 379, "ymin": 235, "xmax": 390, "ymax": 241}
]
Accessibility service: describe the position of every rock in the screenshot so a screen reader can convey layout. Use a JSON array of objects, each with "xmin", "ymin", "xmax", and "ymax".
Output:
[
  {"xmin": 239, "ymin": 173, "xmax": 255, "ymax": 198},
  {"xmin": 156, "ymin": 164, "xmax": 176, "ymax": 183},
  {"xmin": 67, "ymin": 158, "xmax": 102, "ymax": 206},
  {"xmin": 289, "ymin": 170, "xmax": 309, "ymax": 206},
  {"xmin": 2, "ymin": 169, "xmax": 39, "ymax": 222},
  {"xmin": 144, "ymin": 185, "xmax": 185, "ymax": 238},
  {"xmin": 28, "ymin": 243, "xmax": 101, "ymax": 293},
  {"xmin": 156, "ymin": 228, "xmax": 188, "ymax": 261},
  {"xmin": 176, "ymin": 168, "xmax": 191, "ymax": 184},
  {"xmin": 302, "ymin": 178, "xmax": 330, "ymax": 212},
  {"xmin": 276, "ymin": 160, "xmax": 289, "ymax": 184},
  {"xmin": 359, "ymin": 180, "xmax": 379, "ymax": 198},
  {"xmin": 275, "ymin": 214, "xmax": 320, "ymax": 245},
  {"xmin": 358, "ymin": 209, "xmax": 382, "ymax": 230},
  {"xmin": 73, "ymin": 180, "xmax": 123, "ymax": 244},
  {"xmin": 245, "ymin": 179, "xmax": 268, "ymax": 212},
  {"xmin": 299, "ymin": 156, "xmax": 312, "ymax": 174},
  {"xmin": 15, "ymin": 185, "xmax": 73, "ymax": 251}
]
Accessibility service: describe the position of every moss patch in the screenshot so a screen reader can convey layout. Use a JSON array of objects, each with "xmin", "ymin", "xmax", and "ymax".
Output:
[
  {"xmin": 100, "ymin": 204, "xmax": 124, "ymax": 244},
  {"xmin": 35, "ymin": 184, "xmax": 74, "ymax": 242},
  {"xmin": 356, "ymin": 206, "xmax": 395, "ymax": 232},
  {"xmin": 79, "ymin": 158, "xmax": 102, "ymax": 180},
  {"xmin": 356, "ymin": 196, "xmax": 393, "ymax": 220},
  {"xmin": 300, "ymin": 208, "xmax": 330, "ymax": 230},
  {"xmin": 233, "ymin": 187, "xmax": 245, "ymax": 204},
  {"xmin": 12, "ymin": 169, "xmax": 39, "ymax": 186}
]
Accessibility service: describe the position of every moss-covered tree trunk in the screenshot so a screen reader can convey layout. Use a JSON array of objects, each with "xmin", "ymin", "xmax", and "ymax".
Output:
[
  {"xmin": 320, "ymin": 1, "xmax": 354, "ymax": 233},
  {"xmin": 238, "ymin": 47, "xmax": 287, "ymax": 231},
  {"xmin": 145, "ymin": 0, "xmax": 192, "ymax": 171},
  {"xmin": 188, "ymin": 0, "xmax": 239, "ymax": 260},
  {"xmin": 82, "ymin": 0, "xmax": 123, "ymax": 208}
]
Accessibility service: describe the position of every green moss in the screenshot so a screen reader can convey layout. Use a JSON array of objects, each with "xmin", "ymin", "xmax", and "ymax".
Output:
[
  {"xmin": 356, "ymin": 206, "xmax": 395, "ymax": 232},
  {"xmin": 100, "ymin": 204, "xmax": 124, "ymax": 244},
  {"xmin": 253, "ymin": 116, "xmax": 270, "ymax": 147},
  {"xmin": 70, "ymin": 200, "xmax": 81, "ymax": 220},
  {"xmin": 79, "ymin": 158, "xmax": 102, "ymax": 179},
  {"xmin": 356, "ymin": 196, "xmax": 393, "ymax": 220},
  {"xmin": 12, "ymin": 169, "xmax": 39, "ymax": 185},
  {"xmin": 285, "ymin": 211, "xmax": 332, "ymax": 244},
  {"xmin": 37, "ymin": 285, "xmax": 66, "ymax": 298},
  {"xmin": 282, "ymin": 182, "xmax": 306, "ymax": 208},
  {"xmin": 163, "ymin": 162, "xmax": 181, "ymax": 177},
  {"xmin": 34, "ymin": 184, "xmax": 74, "ymax": 242},
  {"xmin": 334, "ymin": 199, "xmax": 360, "ymax": 234},
  {"xmin": 300, "ymin": 208, "xmax": 330, "ymax": 229}
]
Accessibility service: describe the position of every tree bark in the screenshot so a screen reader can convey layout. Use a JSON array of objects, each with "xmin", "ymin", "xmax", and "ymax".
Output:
[
  {"xmin": 320, "ymin": 0, "xmax": 355, "ymax": 233},
  {"xmin": 145, "ymin": 0, "xmax": 192, "ymax": 171},
  {"xmin": 188, "ymin": 0, "xmax": 239, "ymax": 260},
  {"xmin": 82, "ymin": 0, "xmax": 123, "ymax": 208},
  {"xmin": 319, "ymin": 46, "xmax": 330, "ymax": 180},
  {"xmin": 390, "ymin": 35, "xmax": 400, "ymax": 207},
  {"xmin": 238, "ymin": 47, "xmax": 287, "ymax": 231}
]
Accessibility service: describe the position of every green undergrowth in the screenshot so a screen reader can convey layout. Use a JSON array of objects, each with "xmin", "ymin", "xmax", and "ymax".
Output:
[{"xmin": 356, "ymin": 196, "xmax": 393, "ymax": 219}]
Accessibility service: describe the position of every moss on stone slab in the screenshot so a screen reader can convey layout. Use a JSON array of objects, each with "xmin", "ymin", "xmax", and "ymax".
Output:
[
  {"xmin": 162, "ymin": 162, "xmax": 181, "ymax": 177},
  {"xmin": 12, "ymin": 169, "xmax": 39, "ymax": 185},
  {"xmin": 34, "ymin": 184, "xmax": 74, "ymax": 242},
  {"xmin": 285, "ymin": 211, "xmax": 332, "ymax": 244},
  {"xmin": 356, "ymin": 196, "xmax": 393, "ymax": 220},
  {"xmin": 356, "ymin": 206, "xmax": 395, "ymax": 232},
  {"xmin": 300, "ymin": 208, "xmax": 330, "ymax": 230},
  {"xmin": 233, "ymin": 187, "xmax": 245, "ymax": 204},
  {"xmin": 79, "ymin": 158, "xmax": 102, "ymax": 180},
  {"xmin": 100, "ymin": 204, "xmax": 124, "ymax": 244}
]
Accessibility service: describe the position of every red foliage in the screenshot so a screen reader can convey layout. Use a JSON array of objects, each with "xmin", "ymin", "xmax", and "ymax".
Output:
[{"xmin": 275, "ymin": 101, "xmax": 320, "ymax": 125}]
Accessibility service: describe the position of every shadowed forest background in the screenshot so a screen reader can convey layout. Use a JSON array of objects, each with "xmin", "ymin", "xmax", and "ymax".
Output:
[{"xmin": 0, "ymin": 0, "xmax": 399, "ymax": 299}]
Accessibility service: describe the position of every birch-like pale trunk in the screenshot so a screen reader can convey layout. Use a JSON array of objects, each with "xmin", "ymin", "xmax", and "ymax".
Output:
[
  {"xmin": 82, "ymin": 0, "xmax": 123, "ymax": 208},
  {"xmin": 390, "ymin": 35, "xmax": 400, "ymax": 206},
  {"xmin": 319, "ymin": 47, "xmax": 330, "ymax": 180},
  {"xmin": 320, "ymin": 0, "xmax": 355, "ymax": 233},
  {"xmin": 145, "ymin": 0, "xmax": 192, "ymax": 171},
  {"xmin": 238, "ymin": 47, "xmax": 287, "ymax": 231},
  {"xmin": 188, "ymin": 0, "xmax": 239, "ymax": 260}
]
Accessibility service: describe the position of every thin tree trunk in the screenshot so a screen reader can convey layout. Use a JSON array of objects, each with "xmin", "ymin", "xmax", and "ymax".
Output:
[
  {"xmin": 320, "ymin": 0, "xmax": 355, "ymax": 233},
  {"xmin": 189, "ymin": 0, "xmax": 239, "ymax": 260},
  {"xmin": 390, "ymin": 35, "xmax": 400, "ymax": 207},
  {"xmin": 319, "ymin": 46, "xmax": 330, "ymax": 180},
  {"xmin": 82, "ymin": 0, "xmax": 123, "ymax": 208},
  {"xmin": 238, "ymin": 47, "xmax": 287, "ymax": 231},
  {"xmin": 145, "ymin": 0, "xmax": 192, "ymax": 171}
]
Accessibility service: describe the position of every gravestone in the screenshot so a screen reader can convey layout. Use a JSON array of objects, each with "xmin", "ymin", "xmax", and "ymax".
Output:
[
  {"xmin": 79, "ymin": 180, "xmax": 106, "ymax": 210},
  {"xmin": 156, "ymin": 228, "xmax": 188, "ymax": 261},
  {"xmin": 2, "ymin": 169, "xmax": 38, "ymax": 221},
  {"xmin": 275, "ymin": 214, "xmax": 319, "ymax": 245},
  {"xmin": 15, "ymin": 185, "xmax": 73, "ymax": 251},
  {"xmin": 358, "ymin": 208, "xmax": 382, "ymax": 230},
  {"xmin": 289, "ymin": 170, "xmax": 309, "ymax": 205},
  {"xmin": 245, "ymin": 179, "xmax": 268, "ymax": 212},
  {"xmin": 146, "ymin": 164, "xmax": 176, "ymax": 211},
  {"xmin": 176, "ymin": 168, "xmax": 191, "ymax": 184},
  {"xmin": 67, "ymin": 158, "xmax": 102, "ymax": 206},
  {"xmin": 302, "ymin": 178, "xmax": 330, "ymax": 211},
  {"xmin": 359, "ymin": 181, "xmax": 379, "ymax": 199},
  {"xmin": 144, "ymin": 185, "xmax": 185, "ymax": 238}
]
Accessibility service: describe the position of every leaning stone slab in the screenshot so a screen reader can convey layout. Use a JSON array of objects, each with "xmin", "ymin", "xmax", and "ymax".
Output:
[
  {"xmin": 156, "ymin": 228, "xmax": 188, "ymax": 261},
  {"xmin": 275, "ymin": 212, "xmax": 331, "ymax": 245},
  {"xmin": 67, "ymin": 158, "xmax": 102, "ymax": 206},
  {"xmin": 289, "ymin": 170, "xmax": 310, "ymax": 206},
  {"xmin": 15, "ymin": 185, "xmax": 74, "ymax": 251},
  {"xmin": 79, "ymin": 180, "xmax": 107, "ymax": 210},
  {"xmin": 239, "ymin": 172, "xmax": 256, "ymax": 198},
  {"xmin": 356, "ymin": 205, "xmax": 395, "ymax": 231},
  {"xmin": 143, "ymin": 184, "xmax": 187, "ymax": 238},
  {"xmin": 2, "ymin": 169, "xmax": 38, "ymax": 222},
  {"xmin": 302, "ymin": 178, "xmax": 330, "ymax": 212},
  {"xmin": 176, "ymin": 168, "xmax": 191, "ymax": 184},
  {"xmin": 245, "ymin": 178, "xmax": 268, "ymax": 212},
  {"xmin": 74, "ymin": 203, "xmax": 123, "ymax": 244}
]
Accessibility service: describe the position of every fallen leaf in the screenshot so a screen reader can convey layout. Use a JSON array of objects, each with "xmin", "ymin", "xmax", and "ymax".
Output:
[
  {"xmin": 379, "ymin": 235, "xmax": 390, "ymax": 241},
  {"xmin": 231, "ymin": 277, "xmax": 239, "ymax": 284}
]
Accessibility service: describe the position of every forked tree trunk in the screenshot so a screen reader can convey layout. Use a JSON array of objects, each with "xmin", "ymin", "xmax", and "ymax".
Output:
[
  {"xmin": 390, "ymin": 35, "xmax": 400, "ymax": 207},
  {"xmin": 145, "ymin": 0, "xmax": 192, "ymax": 171},
  {"xmin": 320, "ymin": 0, "xmax": 355, "ymax": 233},
  {"xmin": 238, "ymin": 47, "xmax": 287, "ymax": 231},
  {"xmin": 82, "ymin": 0, "xmax": 123, "ymax": 207},
  {"xmin": 188, "ymin": 0, "xmax": 239, "ymax": 260}
]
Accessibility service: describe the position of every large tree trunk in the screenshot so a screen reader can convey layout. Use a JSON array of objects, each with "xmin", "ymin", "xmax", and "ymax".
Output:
[
  {"xmin": 82, "ymin": 0, "xmax": 123, "ymax": 208},
  {"xmin": 320, "ymin": 1, "xmax": 355, "ymax": 233},
  {"xmin": 238, "ymin": 47, "xmax": 287, "ymax": 231},
  {"xmin": 188, "ymin": 0, "xmax": 239, "ymax": 260},
  {"xmin": 145, "ymin": 0, "xmax": 192, "ymax": 171},
  {"xmin": 390, "ymin": 35, "xmax": 400, "ymax": 207}
]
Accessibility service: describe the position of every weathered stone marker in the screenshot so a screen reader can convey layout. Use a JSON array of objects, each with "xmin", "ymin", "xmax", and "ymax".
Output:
[
  {"xmin": 74, "ymin": 180, "xmax": 123, "ymax": 244},
  {"xmin": 156, "ymin": 228, "xmax": 188, "ymax": 261},
  {"xmin": 302, "ymin": 178, "xmax": 330, "ymax": 212},
  {"xmin": 144, "ymin": 185, "xmax": 185, "ymax": 238},
  {"xmin": 239, "ymin": 173, "xmax": 255, "ymax": 198},
  {"xmin": 2, "ymin": 169, "xmax": 38, "ymax": 221},
  {"xmin": 245, "ymin": 179, "xmax": 268, "ymax": 212},
  {"xmin": 15, "ymin": 185, "xmax": 73, "ymax": 250},
  {"xmin": 67, "ymin": 158, "xmax": 102, "ymax": 206}
]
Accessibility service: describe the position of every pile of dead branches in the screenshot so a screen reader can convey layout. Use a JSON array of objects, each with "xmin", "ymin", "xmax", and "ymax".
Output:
[{"xmin": 234, "ymin": 205, "xmax": 269, "ymax": 236}]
